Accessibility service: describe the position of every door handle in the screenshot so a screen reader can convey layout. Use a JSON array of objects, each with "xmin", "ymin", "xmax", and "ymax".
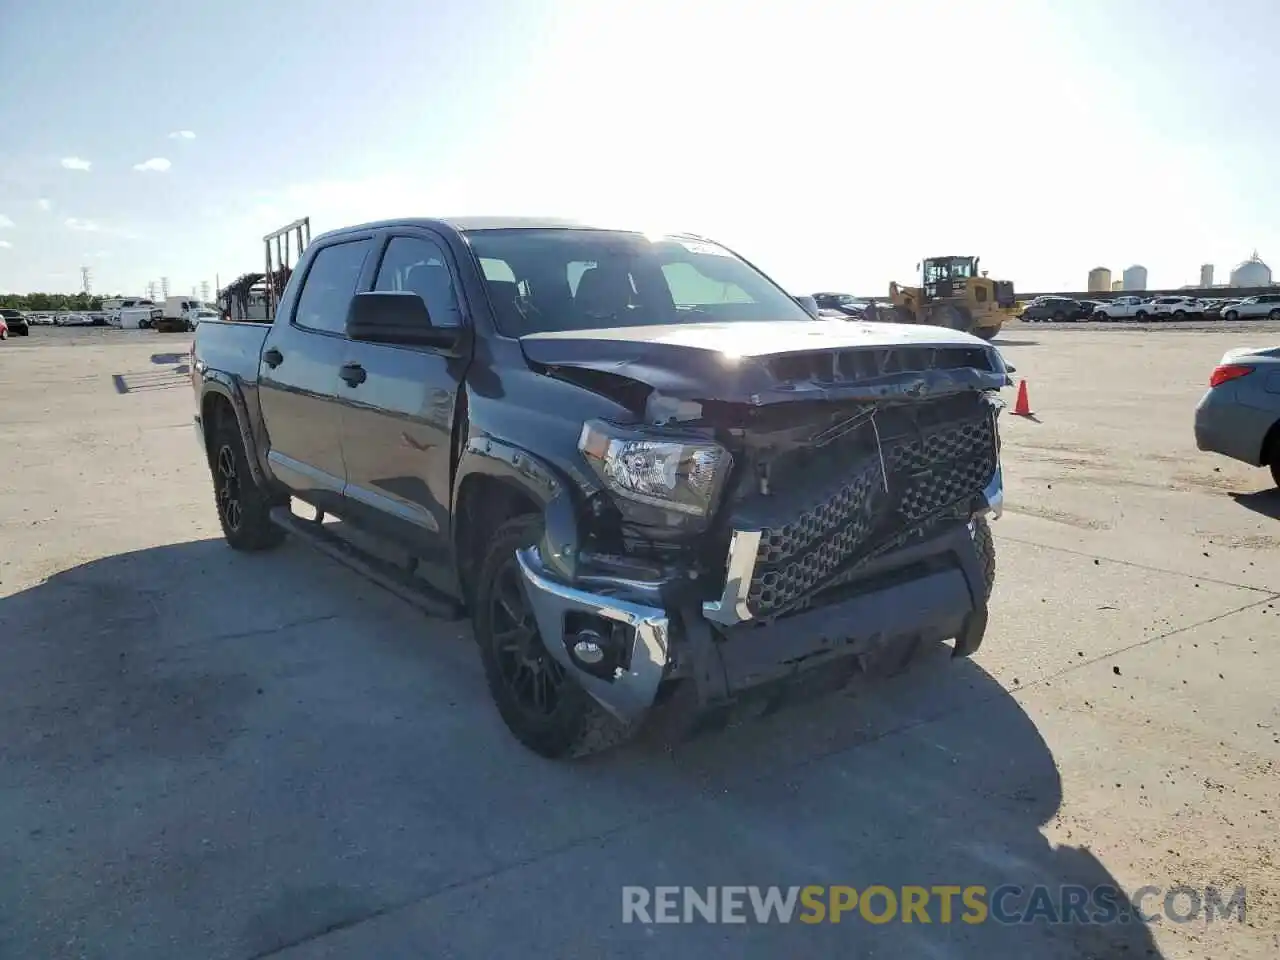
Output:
[
  {"xmin": 339, "ymin": 362, "xmax": 367, "ymax": 387},
  {"xmin": 263, "ymin": 347, "xmax": 284, "ymax": 368}
]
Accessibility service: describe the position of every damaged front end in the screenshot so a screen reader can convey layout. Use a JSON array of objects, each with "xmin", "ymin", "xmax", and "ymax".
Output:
[{"xmin": 514, "ymin": 336, "xmax": 1009, "ymax": 729}]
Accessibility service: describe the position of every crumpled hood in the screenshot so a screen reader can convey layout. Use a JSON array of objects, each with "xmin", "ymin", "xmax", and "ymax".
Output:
[{"xmin": 519, "ymin": 320, "xmax": 1012, "ymax": 415}]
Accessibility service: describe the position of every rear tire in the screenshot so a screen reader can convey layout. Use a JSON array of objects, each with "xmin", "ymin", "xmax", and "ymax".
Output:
[
  {"xmin": 473, "ymin": 516, "xmax": 633, "ymax": 759},
  {"xmin": 1225, "ymin": 310, "xmax": 1238, "ymax": 322},
  {"xmin": 209, "ymin": 414, "xmax": 286, "ymax": 551},
  {"xmin": 1052, "ymin": 310, "xmax": 1065, "ymax": 322}
]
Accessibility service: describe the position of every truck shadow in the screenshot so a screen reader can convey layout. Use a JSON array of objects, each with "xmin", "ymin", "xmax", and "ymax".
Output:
[
  {"xmin": 0, "ymin": 537, "xmax": 1166, "ymax": 960},
  {"xmin": 1229, "ymin": 489, "xmax": 1280, "ymax": 520}
]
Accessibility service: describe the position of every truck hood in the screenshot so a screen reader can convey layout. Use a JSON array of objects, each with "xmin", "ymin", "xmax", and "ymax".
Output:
[{"xmin": 519, "ymin": 320, "xmax": 1012, "ymax": 420}]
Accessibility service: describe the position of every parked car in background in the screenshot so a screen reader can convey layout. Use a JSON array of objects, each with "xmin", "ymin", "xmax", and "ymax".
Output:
[
  {"xmin": 189, "ymin": 307, "xmax": 221, "ymax": 329},
  {"xmin": 1221, "ymin": 294, "xmax": 1280, "ymax": 321},
  {"xmin": 1202, "ymin": 299, "xmax": 1240, "ymax": 319},
  {"xmin": 1148, "ymin": 296, "xmax": 1204, "ymax": 321},
  {"xmin": 119, "ymin": 305, "xmax": 163, "ymax": 329},
  {"xmin": 812, "ymin": 292, "xmax": 869, "ymax": 317},
  {"xmin": 1019, "ymin": 297, "xmax": 1086, "ymax": 322},
  {"xmin": 1194, "ymin": 345, "xmax": 1280, "ymax": 487},
  {"xmin": 0, "ymin": 309, "xmax": 30, "ymax": 336},
  {"xmin": 1091, "ymin": 296, "xmax": 1152, "ymax": 321}
]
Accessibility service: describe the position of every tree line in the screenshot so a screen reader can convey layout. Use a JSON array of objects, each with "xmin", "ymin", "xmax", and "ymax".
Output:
[{"xmin": 0, "ymin": 292, "xmax": 105, "ymax": 312}]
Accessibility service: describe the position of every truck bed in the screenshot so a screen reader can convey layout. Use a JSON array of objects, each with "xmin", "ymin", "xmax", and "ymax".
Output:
[{"xmin": 193, "ymin": 319, "xmax": 270, "ymax": 385}]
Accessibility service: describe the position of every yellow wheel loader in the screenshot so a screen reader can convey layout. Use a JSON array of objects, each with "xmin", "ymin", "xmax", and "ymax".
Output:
[{"xmin": 887, "ymin": 256, "xmax": 1014, "ymax": 340}]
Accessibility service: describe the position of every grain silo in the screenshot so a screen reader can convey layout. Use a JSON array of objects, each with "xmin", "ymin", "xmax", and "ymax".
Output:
[
  {"xmin": 1111, "ymin": 279, "xmax": 1123, "ymax": 291},
  {"xmin": 1122, "ymin": 265, "xmax": 1148, "ymax": 291},
  {"xmin": 1199, "ymin": 264, "xmax": 1214, "ymax": 287},
  {"xmin": 1229, "ymin": 252, "xmax": 1271, "ymax": 288},
  {"xmin": 1087, "ymin": 267, "xmax": 1112, "ymax": 293}
]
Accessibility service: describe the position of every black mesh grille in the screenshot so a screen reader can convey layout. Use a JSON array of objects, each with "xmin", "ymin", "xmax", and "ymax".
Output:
[{"xmin": 744, "ymin": 409, "xmax": 996, "ymax": 618}]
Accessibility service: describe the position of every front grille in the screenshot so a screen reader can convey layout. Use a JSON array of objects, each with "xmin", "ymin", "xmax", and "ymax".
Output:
[{"xmin": 742, "ymin": 404, "xmax": 996, "ymax": 618}]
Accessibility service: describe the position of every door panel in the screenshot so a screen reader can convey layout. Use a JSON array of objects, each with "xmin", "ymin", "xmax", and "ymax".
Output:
[
  {"xmin": 337, "ymin": 233, "xmax": 468, "ymax": 561},
  {"xmin": 258, "ymin": 236, "xmax": 373, "ymax": 510},
  {"xmin": 258, "ymin": 324, "xmax": 347, "ymax": 507}
]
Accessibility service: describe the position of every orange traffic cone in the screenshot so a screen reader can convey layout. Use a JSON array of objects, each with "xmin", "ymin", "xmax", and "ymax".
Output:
[{"xmin": 1012, "ymin": 379, "xmax": 1033, "ymax": 417}]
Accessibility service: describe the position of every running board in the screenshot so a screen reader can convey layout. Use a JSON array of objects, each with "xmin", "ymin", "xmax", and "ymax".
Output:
[{"xmin": 268, "ymin": 506, "xmax": 464, "ymax": 620}]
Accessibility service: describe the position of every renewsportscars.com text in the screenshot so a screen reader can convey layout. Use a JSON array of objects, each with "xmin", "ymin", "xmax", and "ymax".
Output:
[{"xmin": 622, "ymin": 884, "xmax": 1247, "ymax": 925}]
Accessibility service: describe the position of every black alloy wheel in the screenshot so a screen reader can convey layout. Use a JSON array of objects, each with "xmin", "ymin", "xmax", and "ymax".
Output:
[
  {"xmin": 489, "ymin": 556, "xmax": 569, "ymax": 718},
  {"xmin": 215, "ymin": 442, "xmax": 243, "ymax": 534}
]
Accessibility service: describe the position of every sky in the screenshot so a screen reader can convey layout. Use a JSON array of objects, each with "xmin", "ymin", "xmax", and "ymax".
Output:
[{"xmin": 1, "ymin": 0, "xmax": 1278, "ymax": 298}]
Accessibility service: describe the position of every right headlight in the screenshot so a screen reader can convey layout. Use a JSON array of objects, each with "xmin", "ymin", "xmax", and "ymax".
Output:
[{"xmin": 578, "ymin": 420, "xmax": 733, "ymax": 519}]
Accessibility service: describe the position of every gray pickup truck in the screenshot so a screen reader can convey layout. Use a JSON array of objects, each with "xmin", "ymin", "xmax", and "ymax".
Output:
[{"xmin": 191, "ymin": 217, "xmax": 1010, "ymax": 758}]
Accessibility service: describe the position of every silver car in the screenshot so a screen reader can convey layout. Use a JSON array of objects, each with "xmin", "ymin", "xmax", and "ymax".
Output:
[{"xmin": 1194, "ymin": 345, "xmax": 1280, "ymax": 487}]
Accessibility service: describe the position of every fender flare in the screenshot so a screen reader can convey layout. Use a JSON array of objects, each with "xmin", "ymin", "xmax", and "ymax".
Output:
[
  {"xmin": 198, "ymin": 374, "xmax": 272, "ymax": 489},
  {"xmin": 452, "ymin": 436, "xmax": 588, "ymax": 583}
]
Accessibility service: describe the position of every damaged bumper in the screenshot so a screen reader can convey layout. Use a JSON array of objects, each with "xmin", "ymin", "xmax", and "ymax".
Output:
[{"xmin": 515, "ymin": 465, "xmax": 1004, "ymax": 726}]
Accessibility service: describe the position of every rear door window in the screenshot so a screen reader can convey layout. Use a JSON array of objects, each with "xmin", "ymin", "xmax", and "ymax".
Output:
[{"xmin": 293, "ymin": 239, "xmax": 371, "ymax": 334}]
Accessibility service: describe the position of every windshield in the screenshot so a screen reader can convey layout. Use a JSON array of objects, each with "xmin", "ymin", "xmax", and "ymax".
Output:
[{"xmin": 464, "ymin": 228, "xmax": 812, "ymax": 336}]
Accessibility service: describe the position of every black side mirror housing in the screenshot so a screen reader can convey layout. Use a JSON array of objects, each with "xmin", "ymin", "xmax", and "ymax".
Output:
[{"xmin": 345, "ymin": 291, "xmax": 465, "ymax": 354}]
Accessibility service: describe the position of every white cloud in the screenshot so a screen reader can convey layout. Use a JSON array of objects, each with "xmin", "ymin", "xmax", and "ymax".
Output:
[
  {"xmin": 0, "ymin": 214, "xmax": 13, "ymax": 228},
  {"xmin": 37, "ymin": 198, "xmax": 52, "ymax": 211},
  {"xmin": 168, "ymin": 130, "xmax": 196, "ymax": 140},
  {"xmin": 0, "ymin": 240, "xmax": 12, "ymax": 249},
  {"xmin": 133, "ymin": 157, "xmax": 172, "ymax": 173},
  {"xmin": 61, "ymin": 157, "xmax": 92, "ymax": 171},
  {"xmin": 64, "ymin": 217, "xmax": 139, "ymax": 240}
]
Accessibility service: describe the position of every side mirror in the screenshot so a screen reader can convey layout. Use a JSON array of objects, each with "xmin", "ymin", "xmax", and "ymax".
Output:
[
  {"xmin": 794, "ymin": 295, "xmax": 820, "ymax": 318},
  {"xmin": 345, "ymin": 291, "xmax": 463, "ymax": 353}
]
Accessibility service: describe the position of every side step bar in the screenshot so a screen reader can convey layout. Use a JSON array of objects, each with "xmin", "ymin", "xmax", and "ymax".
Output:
[{"xmin": 268, "ymin": 506, "xmax": 464, "ymax": 621}]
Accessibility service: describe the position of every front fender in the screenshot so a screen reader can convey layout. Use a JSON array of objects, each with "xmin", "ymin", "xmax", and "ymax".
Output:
[{"xmin": 452, "ymin": 435, "xmax": 586, "ymax": 583}]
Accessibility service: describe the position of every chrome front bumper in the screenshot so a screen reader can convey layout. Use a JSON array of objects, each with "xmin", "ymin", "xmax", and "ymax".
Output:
[{"xmin": 515, "ymin": 546, "xmax": 671, "ymax": 725}]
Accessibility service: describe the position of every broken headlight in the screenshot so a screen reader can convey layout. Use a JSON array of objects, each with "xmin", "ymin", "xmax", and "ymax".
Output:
[{"xmin": 578, "ymin": 420, "xmax": 733, "ymax": 518}]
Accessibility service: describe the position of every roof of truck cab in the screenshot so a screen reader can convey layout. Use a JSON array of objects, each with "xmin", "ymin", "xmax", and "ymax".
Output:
[{"xmin": 314, "ymin": 216, "xmax": 656, "ymax": 241}]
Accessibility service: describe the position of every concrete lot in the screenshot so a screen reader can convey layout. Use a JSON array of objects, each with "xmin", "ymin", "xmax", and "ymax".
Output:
[{"xmin": 1, "ymin": 322, "xmax": 1278, "ymax": 959}]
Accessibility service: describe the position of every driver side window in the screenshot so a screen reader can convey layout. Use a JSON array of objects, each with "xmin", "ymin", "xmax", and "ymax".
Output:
[{"xmin": 373, "ymin": 236, "xmax": 462, "ymax": 327}]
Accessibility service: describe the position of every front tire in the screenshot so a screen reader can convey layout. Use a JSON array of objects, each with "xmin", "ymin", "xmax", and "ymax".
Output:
[
  {"xmin": 473, "ymin": 516, "xmax": 632, "ymax": 759},
  {"xmin": 209, "ymin": 415, "xmax": 286, "ymax": 551},
  {"xmin": 973, "ymin": 515, "xmax": 996, "ymax": 600}
]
